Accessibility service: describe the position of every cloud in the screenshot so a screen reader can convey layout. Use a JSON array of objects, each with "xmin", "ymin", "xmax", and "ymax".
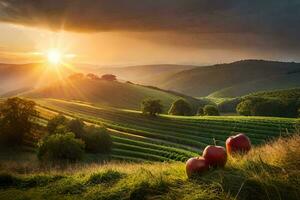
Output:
[{"xmin": 0, "ymin": 0, "xmax": 300, "ymax": 51}]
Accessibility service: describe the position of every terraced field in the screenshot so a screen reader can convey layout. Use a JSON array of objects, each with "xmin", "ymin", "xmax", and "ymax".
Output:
[{"xmin": 31, "ymin": 98, "xmax": 300, "ymax": 162}]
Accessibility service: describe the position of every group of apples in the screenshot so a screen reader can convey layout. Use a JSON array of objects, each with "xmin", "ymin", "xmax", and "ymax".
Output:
[{"xmin": 186, "ymin": 133, "xmax": 251, "ymax": 178}]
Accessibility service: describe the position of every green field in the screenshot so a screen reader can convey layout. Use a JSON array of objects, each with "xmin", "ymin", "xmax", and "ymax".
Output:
[{"xmin": 30, "ymin": 98, "xmax": 299, "ymax": 162}]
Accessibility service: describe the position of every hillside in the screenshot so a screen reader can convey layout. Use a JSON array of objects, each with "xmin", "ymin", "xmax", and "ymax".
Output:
[
  {"xmin": 1, "ymin": 133, "xmax": 299, "ymax": 200},
  {"xmin": 0, "ymin": 62, "xmax": 76, "ymax": 95},
  {"xmin": 209, "ymin": 73, "xmax": 300, "ymax": 98},
  {"xmin": 24, "ymin": 79, "xmax": 203, "ymax": 113},
  {"xmin": 156, "ymin": 60, "xmax": 300, "ymax": 97},
  {"xmin": 33, "ymin": 98, "xmax": 299, "ymax": 162},
  {"xmin": 94, "ymin": 64, "xmax": 196, "ymax": 85}
]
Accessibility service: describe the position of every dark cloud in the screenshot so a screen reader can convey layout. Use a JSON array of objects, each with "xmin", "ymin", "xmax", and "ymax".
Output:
[{"xmin": 0, "ymin": 0, "xmax": 300, "ymax": 51}]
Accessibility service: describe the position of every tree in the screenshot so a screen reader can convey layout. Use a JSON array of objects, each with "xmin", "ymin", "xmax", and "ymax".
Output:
[
  {"xmin": 204, "ymin": 105, "xmax": 220, "ymax": 116},
  {"xmin": 236, "ymin": 99, "xmax": 253, "ymax": 116},
  {"xmin": 86, "ymin": 73, "xmax": 100, "ymax": 80},
  {"xmin": 47, "ymin": 115, "xmax": 68, "ymax": 134},
  {"xmin": 67, "ymin": 119, "xmax": 85, "ymax": 138},
  {"xmin": 101, "ymin": 74, "xmax": 117, "ymax": 81},
  {"xmin": 236, "ymin": 97, "xmax": 296, "ymax": 117},
  {"xmin": 141, "ymin": 99, "xmax": 163, "ymax": 117},
  {"xmin": 0, "ymin": 97, "xmax": 38, "ymax": 145},
  {"xmin": 197, "ymin": 107, "xmax": 204, "ymax": 116},
  {"xmin": 83, "ymin": 126, "xmax": 112, "ymax": 153},
  {"xmin": 168, "ymin": 99, "xmax": 192, "ymax": 116}
]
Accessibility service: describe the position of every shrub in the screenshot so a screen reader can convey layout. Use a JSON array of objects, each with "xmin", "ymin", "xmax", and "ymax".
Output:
[
  {"xmin": 82, "ymin": 126, "xmax": 112, "ymax": 153},
  {"xmin": 204, "ymin": 105, "xmax": 220, "ymax": 116},
  {"xmin": 47, "ymin": 115, "xmax": 68, "ymax": 134},
  {"xmin": 37, "ymin": 133, "xmax": 85, "ymax": 162},
  {"xmin": 0, "ymin": 97, "xmax": 38, "ymax": 145},
  {"xmin": 67, "ymin": 119, "xmax": 85, "ymax": 138},
  {"xmin": 168, "ymin": 99, "xmax": 192, "ymax": 116},
  {"xmin": 101, "ymin": 74, "xmax": 117, "ymax": 81},
  {"xmin": 141, "ymin": 99, "xmax": 163, "ymax": 117}
]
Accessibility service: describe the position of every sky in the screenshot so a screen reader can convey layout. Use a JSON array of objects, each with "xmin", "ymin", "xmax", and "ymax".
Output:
[{"xmin": 0, "ymin": 0, "xmax": 300, "ymax": 66}]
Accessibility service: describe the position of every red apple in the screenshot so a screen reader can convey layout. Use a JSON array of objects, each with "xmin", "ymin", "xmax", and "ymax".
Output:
[
  {"xmin": 202, "ymin": 145, "xmax": 227, "ymax": 168},
  {"xmin": 186, "ymin": 157, "xmax": 208, "ymax": 178},
  {"xmin": 226, "ymin": 133, "xmax": 251, "ymax": 155}
]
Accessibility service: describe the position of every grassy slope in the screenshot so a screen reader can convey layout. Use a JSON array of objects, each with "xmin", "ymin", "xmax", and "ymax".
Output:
[
  {"xmin": 158, "ymin": 60, "xmax": 300, "ymax": 97},
  {"xmin": 24, "ymin": 79, "xmax": 202, "ymax": 113},
  {"xmin": 209, "ymin": 73, "xmax": 300, "ymax": 98},
  {"xmin": 33, "ymin": 99, "xmax": 299, "ymax": 162},
  {"xmin": 0, "ymin": 134, "xmax": 299, "ymax": 200}
]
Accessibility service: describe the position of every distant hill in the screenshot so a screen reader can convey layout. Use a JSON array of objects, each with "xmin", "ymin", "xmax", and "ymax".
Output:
[
  {"xmin": 209, "ymin": 72, "xmax": 300, "ymax": 98},
  {"xmin": 0, "ymin": 62, "xmax": 76, "ymax": 95},
  {"xmin": 93, "ymin": 64, "xmax": 196, "ymax": 85},
  {"xmin": 156, "ymin": 60, "xmax": 300, "ymax": 97},
  {"xmin": 23, "ymin": 78, "xmax": 206, "ymax": 113},
  {"xmin": 0, "ymin": 63, "xmax": 196, "ymax": 96}
]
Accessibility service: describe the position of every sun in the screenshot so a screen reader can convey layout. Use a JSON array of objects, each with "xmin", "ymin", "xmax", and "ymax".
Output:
[{"xmin": 47, "ymin": 49, "xmax": 62, "ymax": 65}]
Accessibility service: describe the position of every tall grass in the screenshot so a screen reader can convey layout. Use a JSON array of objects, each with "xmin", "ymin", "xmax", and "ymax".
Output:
[{"xmin": 0, "ymin": 134, "xmax": 299, "ymax": 200}]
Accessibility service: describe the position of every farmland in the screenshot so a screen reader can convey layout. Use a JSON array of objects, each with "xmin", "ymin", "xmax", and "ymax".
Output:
[{"xmin": 32, "ymin": 98, "xmax": 299, "ymax": 162}]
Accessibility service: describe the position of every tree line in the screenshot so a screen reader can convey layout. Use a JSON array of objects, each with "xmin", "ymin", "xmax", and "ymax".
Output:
[{"xmin": 141, "ymin": 98, "xmax": 220, "ymax": 117}]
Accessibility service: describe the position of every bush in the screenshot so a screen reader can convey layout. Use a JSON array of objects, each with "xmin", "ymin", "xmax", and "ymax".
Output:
[
  {"xmin": 0, "ymin": 97, "xmax": 38, "ymax": 145},
  {"xmin": 141, "ymin": 99, "xmax": 163, "ymax": 117},
  {"xmin": 101, "ymin": 74, "xmax": 117, "ymax": 81},
  {"xmin": 47, "ymin": 115, "xmax": 68, "ymax": 134},
  {"xmin": 83, "ymin": 126, "xmax": 112, "ymax": 153},
  {"xmin": 204, "ymin": 105, "xmax": 220, "ymax": 116},
  {"xmin": 37, "ymin": 133, "xmax": 85, "ymax": 162},
  {"xmin": 168, "ymin": 99, "xmax": 192, "ymax": 116},
  {"xmin": 67, "ymin": 119, "xmax": 85, "ymax": 138}
]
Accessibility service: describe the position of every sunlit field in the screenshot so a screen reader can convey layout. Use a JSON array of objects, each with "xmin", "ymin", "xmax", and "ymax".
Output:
[
  {"xmin": 1, "ymin": 134, "xmax": 299, "ymax": 200},
  {"xmin": 1, "ymin": 1, "xmax": 300, "ymax": 199}
]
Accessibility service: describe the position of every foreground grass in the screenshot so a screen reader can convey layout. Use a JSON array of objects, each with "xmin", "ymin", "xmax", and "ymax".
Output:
[{"xmin": 1, "ymin": 135, "xmax": 300, "ymax": 200}]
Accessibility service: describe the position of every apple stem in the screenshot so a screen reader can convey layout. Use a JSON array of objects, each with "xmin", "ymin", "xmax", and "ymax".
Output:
[{"xmin": 213, "ymin": 138, "xmax": 217, "ymax": 146}]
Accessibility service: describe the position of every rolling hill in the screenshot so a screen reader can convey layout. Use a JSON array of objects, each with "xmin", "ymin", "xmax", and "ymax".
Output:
[
  {"xmin": 0, "ymin": 62, "xmax": 195, "ymax": 96},
  {"xmin": 0, "ymin": 62, "xmax": 76, "ymax": 95},
  {"xmin": 93, "ymin": 64, "xmax": 196, "ymax": 85},
  {"xmin": 32, "ymin": 98, "xmax": 298, "ymax": 162},
  {"xmin": 24, "ymin": 78, "xmax": 204, "ymax": 113},
  {"xmin": 209, "ymin": 72, "xmax": 300, "ymax": 98},
  {"xmin": 155, "ymin": 60, "xmax": 300, "ymax": 97}
]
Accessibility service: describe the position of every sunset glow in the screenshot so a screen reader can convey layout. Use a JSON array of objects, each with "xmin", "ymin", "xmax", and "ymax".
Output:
[{"xmin": 47, "ymin": 49, "xmax": 62, "ymax": 65}]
